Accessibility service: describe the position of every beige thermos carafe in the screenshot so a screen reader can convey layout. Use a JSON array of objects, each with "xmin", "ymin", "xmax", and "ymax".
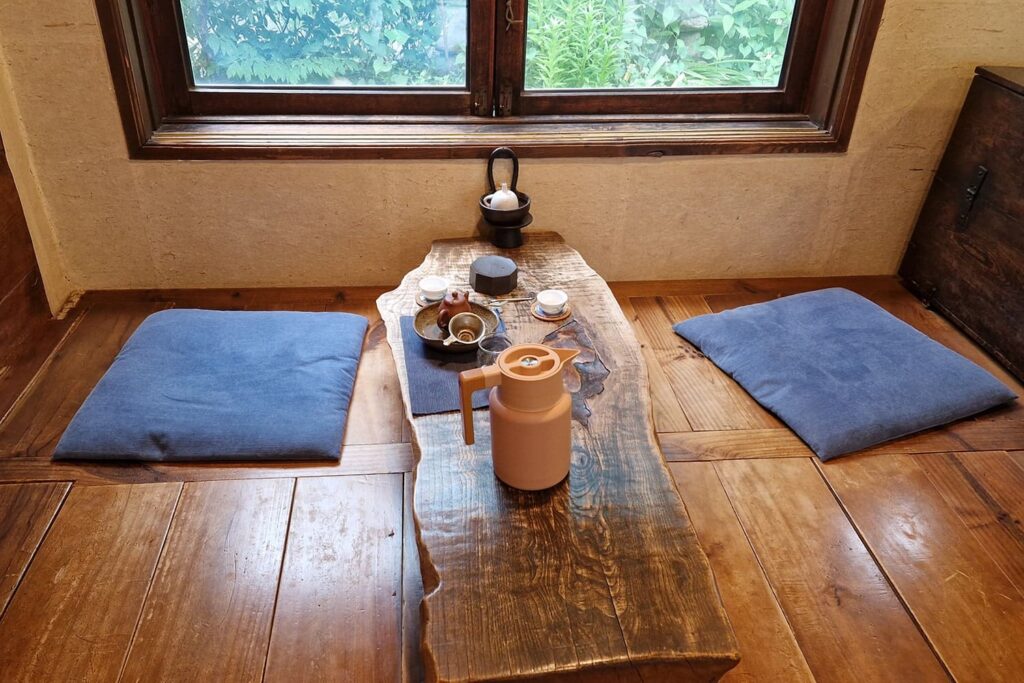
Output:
[{"xmin": 459, "ymin": 344, "xmax": 580, "ymax": 491}]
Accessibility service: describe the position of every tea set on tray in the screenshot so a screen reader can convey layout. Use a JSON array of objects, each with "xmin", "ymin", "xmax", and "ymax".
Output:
[
  {"xmin": 406, "ymin": 146, "xmax": 583, "ymax": 492},
  {"xmin": 414, "ymin": 275, "xmax": 570, "ymax": 347},
  {"xmin": 412, "ymin": 143, "xmax": 570, "ymax": 355},
  {"xmin": 411, "ymin": 272, "xmax": 578, "ymax": 491}
]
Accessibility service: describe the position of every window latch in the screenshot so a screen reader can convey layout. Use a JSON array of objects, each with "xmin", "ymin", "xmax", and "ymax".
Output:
[
  {"xmin": 505, "ymin": 0, "xmax": 523, "ymax": 32},
  {"xmin": 497, "ymin": 86, "xmax": 513, "ymax": 117}
]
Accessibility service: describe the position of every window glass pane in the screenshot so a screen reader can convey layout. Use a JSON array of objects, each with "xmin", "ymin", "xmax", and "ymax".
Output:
[
  {"xmin": 525, "ymin": 0, "xmax": 797, "ymax": 89},
  {"xmin": 180, "ymin": 0, "xmax": 467, "ymax": 87}
]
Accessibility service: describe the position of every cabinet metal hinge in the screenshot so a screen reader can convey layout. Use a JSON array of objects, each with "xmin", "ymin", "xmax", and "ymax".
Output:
[{"xmin": 955, "ymin": 164, "xmax": 989, "ymax": 232}]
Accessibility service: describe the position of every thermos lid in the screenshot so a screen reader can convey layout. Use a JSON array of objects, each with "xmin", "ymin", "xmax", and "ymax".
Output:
[{"xmin": 497, "ymin": 344, "xmax": 578, "ymax": 382}]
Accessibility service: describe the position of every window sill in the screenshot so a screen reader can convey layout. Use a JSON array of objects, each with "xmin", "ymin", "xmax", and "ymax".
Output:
[{"xmin": 133, "ymin": 116, "xmax": 847, "ymax": 160}]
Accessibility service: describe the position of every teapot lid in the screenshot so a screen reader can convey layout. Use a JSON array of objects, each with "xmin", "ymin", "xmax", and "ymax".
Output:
[{"xmin": 497, "ymin": 344, "xmax": 578, "ymax": 382}]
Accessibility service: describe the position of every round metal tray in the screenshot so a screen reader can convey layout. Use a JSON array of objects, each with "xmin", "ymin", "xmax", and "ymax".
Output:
[{"xmin": 413, "ymin": 301, "xmax": 500, "ymax": 352}]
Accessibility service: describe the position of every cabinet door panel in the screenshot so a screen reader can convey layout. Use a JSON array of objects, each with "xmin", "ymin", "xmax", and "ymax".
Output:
[{"xmin": 901, "ymin": 72, "xmax": 1024, "ymax": 382}]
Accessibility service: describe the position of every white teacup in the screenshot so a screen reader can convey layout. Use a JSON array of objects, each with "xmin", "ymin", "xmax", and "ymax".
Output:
[
  {"xmin": 537, "ymin": 289, "xmax": 569, "ymax": 316},
  {"xmin": 419, "ymin": 275, "xmax": 449, "ymax": 302}
]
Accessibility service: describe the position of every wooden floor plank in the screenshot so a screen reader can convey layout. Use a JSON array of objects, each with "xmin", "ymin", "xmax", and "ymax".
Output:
[
  {"xmin": 0, "ymin": 481, "xmax": 70, "ymax": 613},
  {"xmin": 715, "ymin": 457, "xmax": 947, "ymax": 682},
  {"xmin": 619, "ymin": 296, "xmax": 691, "ymax": 433},
  {"xmin": 0, "ymin": 483, "xmax": 180, "ymax": 682},
  {"xmin": 659, "ymin": 420, "xmax": 1024, "ymax": 461},
  {"xmin": 0, "ymin": 442, "xmax": 413, "ymax": 485},
  {"xmin": 0, "ymin": 278, "xmax": 1019, "ymax": 682},
  {"xmin": 629, "ymin": 296, "xmax": 777, "ymax": 431},
  {"xmin": 821, "ymin": 452, "xmax": 1024, "ymax": 681},
  {"xmin": 264, "ymin": 474, "xmax": 403, "ymax": 682},
  {"xmin": 660, "ymin": 429, "xmax": 811, "ymax": 460},
  {"xmin": 120, "ymin": 478, "xmax": 294, "ymax": 682},
  {"xmin": 608, "ymin": 275, "xmax": 904, "ymax": 300},
  {"xmin": 671, "ymin": 462, "xmax": 814, "ymax": 682},
  {"xmin": 344, "ymin": 315, "xmax": 408, "ymax": 446},
  {"xmin": 402, "ymin": 472, "xmax": 423, "ymax": 683},
  {"xmin": 0, "ymin": 304, "xmax": 163, "ymax": 458},
  {"xmin": 1009, "ymin": 450, "xmax": 1024, "ymax": 472},
  {"xmin": 917, "ymin": 451, "xmax": 1024, "ymax": 595}
]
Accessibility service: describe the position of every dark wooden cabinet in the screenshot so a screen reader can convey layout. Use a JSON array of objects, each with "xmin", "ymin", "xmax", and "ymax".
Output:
[{"xmin": 901, "ymin": 66, "xmax": 1024, "ymax": 382}]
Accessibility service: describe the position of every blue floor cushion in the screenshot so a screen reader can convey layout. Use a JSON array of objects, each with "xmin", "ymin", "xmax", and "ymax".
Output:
[
  {"xmin": 675, "ymin": 288, "xmax": 1016, "ymax": 461},
  {"xmin": 53, "ymin": 309, "xmax": 368, "ymax": 462}
]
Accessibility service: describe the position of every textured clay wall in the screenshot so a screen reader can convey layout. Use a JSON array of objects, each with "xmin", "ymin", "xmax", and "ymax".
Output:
[{"xmin": 0, "ymin": 1, "xmax": 1022, "ymax": 312}]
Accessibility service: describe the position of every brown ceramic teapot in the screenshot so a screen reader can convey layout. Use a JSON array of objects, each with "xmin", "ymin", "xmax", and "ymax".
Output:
[
  {"xmin": 437, "ymin": 290, "xmax": 472, "ymax": 330},
  {"xmin": 459, "ymin": 344, "xmax": 580, "ymax": 490}
]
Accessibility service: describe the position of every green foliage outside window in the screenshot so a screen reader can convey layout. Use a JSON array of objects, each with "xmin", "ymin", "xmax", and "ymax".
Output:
[
  {"xmin": 526, "ymin": 0, "xmax": 797, "ymax": 88},
  {"xmin": 181, "ymin": 0, "xmax": 467, "ymax": 86},
  {"xmin": 180, "ymin": 0, "xmax": 796, "ymax": 90}
]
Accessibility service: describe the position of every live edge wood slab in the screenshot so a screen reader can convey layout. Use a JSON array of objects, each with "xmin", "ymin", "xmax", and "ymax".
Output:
[{"xmin": 378, "ymin": 233, "xmax": 739, "ymax": 683}]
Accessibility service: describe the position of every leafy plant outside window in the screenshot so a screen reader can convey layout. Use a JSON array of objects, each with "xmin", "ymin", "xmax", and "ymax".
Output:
[
  {"xmin": 181, "ymin": 0, "xmax": 468, "ymax": 86},
  {"xmin": 526, "ymin": 0, "xmax": 798, "ymax": 89},
  {"xmin": 179, "ymin": 0, "xmax": 796, "ymax": 90}
]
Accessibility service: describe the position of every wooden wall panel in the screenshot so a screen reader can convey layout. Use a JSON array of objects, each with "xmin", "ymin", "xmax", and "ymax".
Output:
[{"xmin": 0, "ymin": 144, "xmax": 67, "ymax": 419}]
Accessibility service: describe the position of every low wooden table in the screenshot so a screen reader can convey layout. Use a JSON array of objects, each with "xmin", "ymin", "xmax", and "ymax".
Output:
[{"xmin": 378, "ymin": 233, "xmax": 738, "ymax": 682}]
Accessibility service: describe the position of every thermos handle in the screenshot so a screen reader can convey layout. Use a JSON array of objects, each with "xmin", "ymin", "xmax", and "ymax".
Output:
[{"xmin": 458, "ymin": 365, "xmax": 502, "ymax": 445}]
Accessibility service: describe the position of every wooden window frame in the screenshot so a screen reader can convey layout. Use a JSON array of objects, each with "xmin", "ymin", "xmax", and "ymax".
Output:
[{"xmin": 97, "ymin": 0, "xmax": 885, "ymax": 159}]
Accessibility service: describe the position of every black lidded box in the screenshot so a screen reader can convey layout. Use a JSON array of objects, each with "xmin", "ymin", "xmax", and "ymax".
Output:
[{"xmin": 470, "ymin": 256, "xmax": 518, "ymax": 295}]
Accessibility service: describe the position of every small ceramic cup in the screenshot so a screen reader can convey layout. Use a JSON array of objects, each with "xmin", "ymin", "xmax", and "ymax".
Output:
[
  {"xmin": 419, "ymin": 275, "xmax": 449, "ymax": 302},
  {"xmin": 443, "ymin": 312, "xmax": 487, "ymax": 347},
  {"xmin": 536, "ymin": 289, "xmax": 569, "ymax": 316}
]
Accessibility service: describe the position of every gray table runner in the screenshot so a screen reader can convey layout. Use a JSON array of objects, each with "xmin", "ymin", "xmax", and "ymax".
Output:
[{"xmin": 400, "ymin": 316, "xmax": 490, "ymax": 415}]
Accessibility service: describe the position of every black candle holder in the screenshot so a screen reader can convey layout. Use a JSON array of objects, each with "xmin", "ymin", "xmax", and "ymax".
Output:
[
  {"xmin": 479, "ymin": 147, "xmax": 531, "ymax": 249},
  {"xmin": 478, "ymin": 213, "xmax": 533, "ymax": 249}
]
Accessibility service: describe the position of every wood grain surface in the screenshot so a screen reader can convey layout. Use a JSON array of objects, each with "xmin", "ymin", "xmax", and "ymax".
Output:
[
  {"xmin": 0, "ymin": 304, "xmax": 164, "ymax": 458},
  {"xmin": 0, "ymin": 483, "xmax": 180, "ymax": 682},
  {"xmin": 264, "ymin": 474, "xmax": 404, "ymax": 682},
  {"xmin": 377, "ymin": 233, "xmax": 739, "ymax": 682},
  {"xmin": 822, "ymin": 452, "xmax": 1024, "ymax": 681},
  {"xmin": 900, "ymin": 72, "xmax": 1024, "ymax": 382},
  {"xmin": 0, "ymin": 442, "xmax": 414, "ymax": 486},
  {"xmin": 629, "ymin": 296, "xmax": 778, "ymax": 431},
  {"xmin": 0, "ymin": 278, "xmax": 1021, "ymax": 681},
  {"xmin": 402, "ymin": 473, "xmax": 424, "ymax": 683},
  {"xmin": 614, "ymin": 297, "xmax": 691, "ymax": 433},
  {"xmin": 120, "ymin": 478, "xmax": 293, "ymax": 682},
  {"xmin": 0, "ymin": 481, "xmax": 69, "ymax": 613},
  {"xmin": 714, "ymin": 458, "xmax": 947, "ymax": 682},
  {"xmin": 670, "ymin": 462, "xmax": 814, "ymax": 682},
  {"xmin": 0, "ymin": 151, "xmax": 72, "ymax": 420}
]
